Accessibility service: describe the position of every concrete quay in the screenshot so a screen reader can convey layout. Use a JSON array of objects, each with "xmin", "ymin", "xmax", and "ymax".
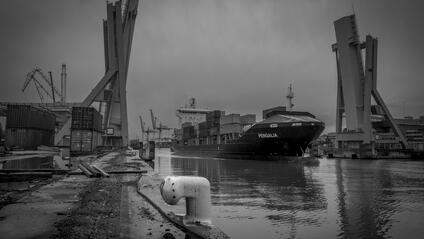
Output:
[{"xmin": 0, "ymin": 151, "xmax": 197, "ymax": 239}]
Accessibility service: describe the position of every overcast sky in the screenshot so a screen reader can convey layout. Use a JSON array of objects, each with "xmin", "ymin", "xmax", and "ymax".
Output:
[{"xmin": 1, "ymin": 0, "xmax": 423, "ymax": 140}]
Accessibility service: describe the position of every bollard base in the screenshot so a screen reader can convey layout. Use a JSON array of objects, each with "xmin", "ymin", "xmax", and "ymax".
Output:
[{"xmin": 138, "ymin": 174, "xmax": 230, "ymax": 239}]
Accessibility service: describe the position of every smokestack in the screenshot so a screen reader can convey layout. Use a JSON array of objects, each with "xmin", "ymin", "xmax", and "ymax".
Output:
[{"xmin": 61, "ymin": 64, "xmax": 67, "ymax": 103}]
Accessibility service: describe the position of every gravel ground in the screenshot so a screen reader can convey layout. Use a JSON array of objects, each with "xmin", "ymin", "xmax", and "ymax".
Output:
[
  {"xmin": 0, "ymin": 177, "xmax": 56, "ymax": 210},
  {"xmin": 53, "ymin": 177, "xmax": 122, "ymax": 239},
  {"xmin": 51, "ymin": 152, "xmax": 188, "ymax": 239}
]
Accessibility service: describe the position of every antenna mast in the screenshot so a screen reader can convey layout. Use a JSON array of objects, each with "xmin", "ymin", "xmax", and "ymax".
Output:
[{"xmin": 286, "ymin": 84, "xmax": 294, "ymax": 111}]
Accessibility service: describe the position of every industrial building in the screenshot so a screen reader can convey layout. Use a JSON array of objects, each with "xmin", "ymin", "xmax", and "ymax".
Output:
[
  {"xmin": 374, "ymin": 116, "xmax": 424, "ymax": 157},
  {"xmin": 319, "ymin": 116, "xmax": 424, "ymax": 159}
]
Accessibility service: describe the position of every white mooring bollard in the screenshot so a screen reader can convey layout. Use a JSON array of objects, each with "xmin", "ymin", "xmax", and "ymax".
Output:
[{"xmin": 160, "ymin": 176, "xmax": 212, "ymax": 226}]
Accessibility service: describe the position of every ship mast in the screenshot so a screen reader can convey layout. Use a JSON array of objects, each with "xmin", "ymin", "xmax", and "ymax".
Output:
[{"xmin": 286, "ymin": 84, "xmax": 294, "ymax": 111}]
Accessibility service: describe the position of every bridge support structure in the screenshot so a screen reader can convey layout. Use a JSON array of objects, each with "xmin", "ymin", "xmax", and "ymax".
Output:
[
  {"xmin": 332, "ymin": 15, "xmax": 407, "ymax": 158},
  {"xmin": 55, "ymin": 0, "xmax": 139, "ymax": 147}
]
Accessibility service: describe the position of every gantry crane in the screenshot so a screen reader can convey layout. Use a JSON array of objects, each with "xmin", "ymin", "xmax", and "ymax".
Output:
[
  {"xmin": 149, "ymin": 109, "xmax": 171, "ymax": 140},
  {"xmin": 22, "ymin": 67, "xmax": 62, "ymax": 103}
]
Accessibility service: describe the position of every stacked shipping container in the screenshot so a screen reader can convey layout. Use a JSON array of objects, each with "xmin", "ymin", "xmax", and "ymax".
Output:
[
  {"xmin": 182, "ymin": 122, "xmax": 196, "ymax": 145},
  {"xmin": 5, "ymin": 105, "xmax": 56, "ymax": 149},
  {"xmin": 70, "ymin": 107, "xmax": 103, "ymax": 156},
  {"xmin": 177, "ymin": 109, "xmax": 257, "ymax": 146},
  {"xmin": 71, "ymin": 107, "xmax": 102, "ymax": 132},
  {"xmin": 206, "ymin": 110, "xmax": 224, "ymax": 128},
  {"xmin": 240, "ymin": 114, "xmax": 256, "ymax": 126},
  {"xmin": 2, "ymin": 156, "xmax": 53, "ymax": 169},
  {"xmin": 220, "ymin": 114, "xmax": 241, "ymax": 143},
  {"xmin": 198, "ymin": 121, "xmax": 208, "ymax": 144},
  {"xmin": 206, "ymin": 110, "xmax": 224, "ymax": 144}
]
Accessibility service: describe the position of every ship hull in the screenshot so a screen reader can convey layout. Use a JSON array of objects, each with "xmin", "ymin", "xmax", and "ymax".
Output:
[{"xmin": 173, "ymin": 123, "xmax": 324, "ymax": 160}]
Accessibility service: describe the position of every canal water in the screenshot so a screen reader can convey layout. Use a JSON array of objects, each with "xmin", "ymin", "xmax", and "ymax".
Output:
[{"xmin": 153, "ymin": 151, "xmax": 424, "ymax": 239}]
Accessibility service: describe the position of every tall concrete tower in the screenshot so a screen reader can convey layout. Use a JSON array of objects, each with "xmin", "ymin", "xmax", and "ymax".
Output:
[
  {"xmin": 332, "ymin": 15, "xmax": 407, "ymax": 158},
  {"xmin": 55, "ymin": 0, "xmax": 139, "ymax": 147}
]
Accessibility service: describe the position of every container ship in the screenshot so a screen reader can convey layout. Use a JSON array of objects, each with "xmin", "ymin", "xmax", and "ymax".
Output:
[{"xmin": 173, "ymin": 87, "xmax": 325, "ymax": 160}]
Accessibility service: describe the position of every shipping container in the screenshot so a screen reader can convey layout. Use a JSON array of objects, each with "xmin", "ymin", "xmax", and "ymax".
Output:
[
  {"xmin": 208, "ymin": 127, "xmax": 219, "ymax": 136},
  {"xmin": 182, "ymin": 125, "xmax": 195, "ymax": 140},
  {"xmin": 6, "ymin": 104, "xmax": 55, "ymax": 131},
  {"xmin": 199, "ymin": 127, "xmax": 209, "ymax": 137},
  {"xmin": 2, "ymin": 155, "xmax": 54, "ymax": 169},
  {"xmin": 182, "ymin": 122, "xmax": 193, "ymax": 128},
  {"xmin": 220, "ymin": 123, "xmax": 242, "ymax": 134},
  {"xmin": 5, "ymin": 128, "xmax": 54, "ymax": 149},
  {"xmin": 205, "ymin": 111, "xmax": 224, "ymax": 129},
  {"xmin": 70, "ymin": 129, "xmax": 101, "ymax": 155},
  {"xmin": 71, "ymin": 107, "xmax": 103, "ymax": 132},
  {"xmin": 206, "ymin": 110, "xmax": 225, "ymax": 121},
  {"xmin": 240, "ymin": 114, "xmax": 256, "ymax": 125},
  {"xmin": 206, "ymin": 110, "xmax": 224, "ymax": 121},
  {"xmin": 220, "ymin": 114, "xmax": 241, "ymax": 125},
  {"xmin": 62, "ymin": 135, "xmax": 71, "ymax": 147},
  {"xmin": 198, "ymin": 121, "xmax": 207, "ymax": 130}
]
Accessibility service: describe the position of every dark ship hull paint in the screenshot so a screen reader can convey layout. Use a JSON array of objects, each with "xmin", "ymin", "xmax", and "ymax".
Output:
[{"xmin": 173, "ymin": 121, "xmax": 325, "ymax": 160}]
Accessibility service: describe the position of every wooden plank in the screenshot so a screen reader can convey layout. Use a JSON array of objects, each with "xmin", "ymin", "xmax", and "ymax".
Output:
[
  {"xmin": 81, "ymin": 162, "xmax": 101, "ymax": 177},
  {"xmin": 91, "ymin": 165, "xmax": 110, "ymax": 177},
  {"xmin": 78, "ymin": 164, "xmax": 93, "ymax": 177}
]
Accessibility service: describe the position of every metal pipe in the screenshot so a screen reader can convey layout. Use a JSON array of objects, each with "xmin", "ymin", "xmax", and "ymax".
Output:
[{"xmin": 160, "ymin": 176, "xmax": 212, "ymax": 226}]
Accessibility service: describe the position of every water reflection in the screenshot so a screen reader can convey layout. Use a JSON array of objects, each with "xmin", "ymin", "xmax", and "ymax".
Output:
[
  {"xmin": 336, "ymin": 160, "xmax": 396, "ymax": 239},
  {"xmin": 152, "ymin": 151, "xmax": 424, "ymax": 239},
  {"xmin": 153, "ymin": 148, "xmax": 172, "ymax": 175},
  {"xmin": 334, "ymin": 159, "xmax": 424, "ymax": 239}
]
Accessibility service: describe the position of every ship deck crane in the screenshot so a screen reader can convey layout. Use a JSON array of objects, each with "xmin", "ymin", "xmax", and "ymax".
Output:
[{"xmin": 22, "ymin": 68, "xmax": 62, "ymax": 103}]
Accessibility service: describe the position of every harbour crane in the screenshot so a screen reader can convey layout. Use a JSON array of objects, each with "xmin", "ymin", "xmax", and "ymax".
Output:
[
  {"xmin": 22, "ymin": 67, "xmax": 62, "ymax": 103},
  {"xmin": 139, "ymin": 115, "xmax": 156, "ymax": 142},
  {"xmin": 149, "ymin": 109, "xmax": 171, "ymax": 140}
]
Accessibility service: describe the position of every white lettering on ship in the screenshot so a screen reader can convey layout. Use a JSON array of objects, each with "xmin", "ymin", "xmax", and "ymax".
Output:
[{"xmin": 258, "ymin": 133, "xmax": 278, "ymax": 138}]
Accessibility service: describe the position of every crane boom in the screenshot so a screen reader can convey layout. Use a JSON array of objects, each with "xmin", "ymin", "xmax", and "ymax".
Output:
[
  {"xmin": 22, "ymin": 70, "xmax": 36, "ymax": 92},
  {"xmin": 32, "ymin": 79, "xmax": 46, "ymax": 103},
  {"xmin": 149, "ymin": 109, "xmax": 171, "ymax": 140},
  {"xmin": 139, "ymin": 115, "xmax": 145, "ymax": 142},
  {"xmin": 150, "ymin": 109, "xmax": 157, "ymax": 129},
  {"xmin": 139, "ymin": 115, "xmax": 145, "ymax": 133},
  {"xmin": 34, "ymin": 68, "xmax": 61, "ymax": 96},
  {"xmin": 22, "ymin": 67, "xmax": 63, "ymax": 103},
  {"xmin": 49, "ymin": 71, "xmax": 55, "ymax": 103},
  {"xmin": 23, "ymin": 70, "xmax": 54, "ymax": 102}
]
